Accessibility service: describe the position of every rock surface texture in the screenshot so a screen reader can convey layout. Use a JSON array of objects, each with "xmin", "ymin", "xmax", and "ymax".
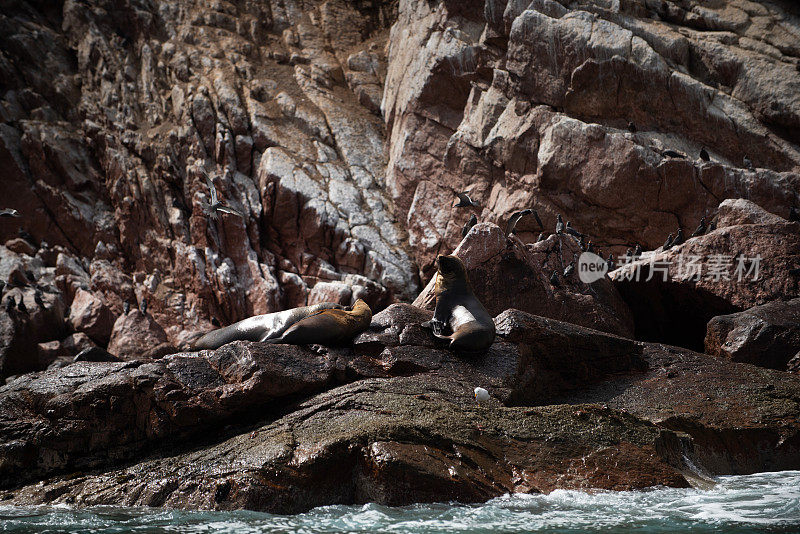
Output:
[
  {"xmin": 705, "ymin": 298, "xmax": 800, "ymax": 371},
  {"xmin": 1, "ymin": 0, "xmax": 800, "ymax": 515}
]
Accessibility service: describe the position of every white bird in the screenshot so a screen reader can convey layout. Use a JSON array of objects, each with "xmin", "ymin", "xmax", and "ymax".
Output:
[
  {"xmin": 198, "ymin": 165, "xmax": 244, "ymax": 220},
  {"xmin": 474, "ymin": 387, "xmax": 490, "ymax": 404}
]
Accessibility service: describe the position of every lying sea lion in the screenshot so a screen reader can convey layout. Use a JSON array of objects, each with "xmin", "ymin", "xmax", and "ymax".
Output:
[
  {"xmin": 193, "ymin": 302, "xmax": 344, "ymax": 350},
  {"xmin": 265, "ymin": 298, "xmax": 372, "ymax": 346},
  {"xmin": 422, "ymin": 254, "xmax": 495, "ymax": 352}
]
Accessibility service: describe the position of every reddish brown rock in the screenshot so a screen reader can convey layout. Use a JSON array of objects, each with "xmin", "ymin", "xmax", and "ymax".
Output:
[
  {"xmin": 383, "ymin": 0, "xmax": 800, "ymax": 277},
  {"xmin": 69, "ymin": 288, "xmax": 114, "ymax": 345},
  {"xmin": 705, "ymin": 298, "xmax": 800, "ymax": 371},
  {"xmin": 0, "ymin": 342, "xmax": 334, "ymax": 489},
  {"xmin": 106, "ymin": 310, "xmax": 169, "ymax": 360},
  {"xmin": 8, "ymin": 376, "xmax": 691, "ymax": 512},
  {"xmin": 413, "ymin": 222, "xmax": 634, "ymax": 337},
  {"xmin": 613, "ymin": 202, "xmax": 800, "ymax": 350}
]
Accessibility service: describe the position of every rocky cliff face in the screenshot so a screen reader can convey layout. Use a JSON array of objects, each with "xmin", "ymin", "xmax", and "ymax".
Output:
[
  {"xmin": 2, "ymin": 0, "xmax": 799, "ymax": 371},
  {"xmin": 1, "ymin": 0, "xmax": 800, "ymax": 513},
  {"xmin": 0, "ymin": 0, "xmax": 413, "ymax": 372}
]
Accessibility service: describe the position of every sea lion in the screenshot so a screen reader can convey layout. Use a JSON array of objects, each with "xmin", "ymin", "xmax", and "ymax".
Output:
[
  {"xmin": 193, "ymin": 302, "xmax": 344, "ymax": 350},
  {"xmin": 422, "ymin": 255, "xmax": 495, "ymax": 352},
  {"xmin": 265, "ymin": 299, "xmax": 372, "ymax": 346}
]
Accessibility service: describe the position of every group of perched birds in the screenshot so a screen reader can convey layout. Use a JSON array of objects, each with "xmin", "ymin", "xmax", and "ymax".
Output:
[{"xmin": 452, "ymin": 188, "xmax": 800, "ymax": 288}]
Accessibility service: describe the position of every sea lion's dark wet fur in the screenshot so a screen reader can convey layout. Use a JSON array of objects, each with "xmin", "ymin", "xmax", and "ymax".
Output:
[
  {"xmin": 265, "ymin": 299, "xmax": 372, "ymax": 346},
  {"xmin": 423, "ymin": 255, "xmax": 495, "ymax": 352}
]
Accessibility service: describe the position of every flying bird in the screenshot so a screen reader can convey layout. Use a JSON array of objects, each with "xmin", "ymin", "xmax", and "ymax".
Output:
[
  {"xmin": 198, "ymin": 165, "xmax": 245, "ymax": 220},
  {"xmin": 454, "ymin": 191, "xmax": 479, "ymax": 208},
  {"xmin": 0, "ymin": 208, "xmax": 21, "ymax": 217},
  {"xmin": 506, "ymin": 209, "xmax": 532, "ymax": 236}
]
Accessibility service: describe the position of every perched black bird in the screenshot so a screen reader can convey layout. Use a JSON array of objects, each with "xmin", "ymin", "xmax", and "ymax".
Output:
[
  {"xmin": 672, "ymin": 228, "xmax": 685, "ymax": 246},
  {"xmin": 140, "ymin": 299, "xmax": 148, "ymax": 315},
  {"xmin": 662, "ymin": 149, "xmax": 686, "ymax": 159},
  {"xmin": 607, "ymin": 254, "xmax": 615, "ymax": 270},
  {"xmin": 663, "ymin": 233, "xmax": 674, "ymax": 250},
  {"xmin": 537, "ymin": 232, "xmax": 546, "ymax": 242},
  {"xmin": 691, "ymin": 216, "xmax": 707, "ymax": 237},
  {"xmin": 789, "ymin": 206, "xmax": 800, "ymax": 222},
  {"xmin": 633, "ymin": 243, "xmax": 642, "ymax": 259},
  {"xmin": 549, "ymin": 271, "xmax": 561, "ymax": 288},
  {"xmin": 627, "ymin": 122, "xmax": 636, "ymax": 133},
  {"xmin": 555, "ymin": 214, "xmax": 564, "ymax": 235},
  {"xmin": 564, "ymin": 260, "xmax": 575, "ymax": 278},
  {"xmin": 123, "ymin": 300, "xmax": 131, "ymax": 315},
  {"xmin": 625, "ymin": 248, "xmax": 633, "ymax": 259},
  {"xmin": 709, "ymin": 219, "xmax": 717, "ymax": 232},
  {"xmin": 578, "ymin": 234, "xmax": 586, "ymax": 251},
  {"xmin": 506, "ymin": 209, "xmax": 532, "ymax": 236},
  {"xmin": 565, "ymin": 221, "xmax": 582, "ymax": 239},
  {"xmin": 586, "ymin": 241, "xmax": 595, "ymax": 253},
  {"xmin": 24, "ymin": 270, "xmax": 35, "ymax": 284},
  {"xmin": 461, "ymin": 214, "xmax": 477, "ymax": 238},
  {"xmin": 454, "ymin": 191, "xmax": 479, "ymax": 208},
  {"xmin": 211, "ymin": 317, "xmax": 221, "ymax": 327},
  {"xmin": 0, "ymin": 280, "xmax": 5, "ymax": 295},
  {"xmin": 699, "ymin": 147, "xmax": 710, "ymax": 162},
  {"xmin": 5, "ymin": 296, "xmax": 15, "ymax": 312},
  {"xmin": 531, "ymin": 209, "xmax": 544, "ymax": 230},
  {"xmin": 17, "ymin": 298, "xmax": 28, "ymax": 314},
  {"xmin": 34, "ymin": 288, "xmax": 44, "ymax": 308},
  {"xmin": 743, "ymin": 155, "xmax": 753, "ymax": 169}
]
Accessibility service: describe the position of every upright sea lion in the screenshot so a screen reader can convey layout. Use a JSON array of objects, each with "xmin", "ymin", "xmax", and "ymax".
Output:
[
  {"xmin": 265, "ymin": 299, "xmax": 372, "ymax": 346},
  {"xmin": 193, "ymin": 302, "xmax": 344, "ymax": 350},
  {"xmin": 423, "ymin": 255, "xmax": 495, "ymax": 352}
]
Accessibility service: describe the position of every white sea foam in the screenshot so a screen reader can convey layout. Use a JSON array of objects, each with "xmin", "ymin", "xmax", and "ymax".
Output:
[{"xmin": 1, "ymin": 471, "xmax": 799, "ymax": 533}]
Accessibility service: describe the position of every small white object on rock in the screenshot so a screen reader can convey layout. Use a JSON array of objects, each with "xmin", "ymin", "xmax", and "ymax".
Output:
[{"xmin": 474, "ymin": 387, "xmax": 490, "ymax": 403}]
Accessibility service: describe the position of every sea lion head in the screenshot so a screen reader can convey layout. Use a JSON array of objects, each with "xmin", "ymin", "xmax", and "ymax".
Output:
[
  {"xmin": 350, "ymin": 298, "xmax": 373, "ymax": 323},
  {"xmin": 436, "ymin": 254, "xmax": 466, "ymax": 278}
]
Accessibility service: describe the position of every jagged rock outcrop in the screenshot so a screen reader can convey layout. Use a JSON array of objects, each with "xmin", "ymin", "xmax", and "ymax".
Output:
[
  {"xmin": 613, "ymin": 199, "xmax": 800, "ymax": 350},
  {"xmin": 382, "ymin": 0, "xmax": 800, "ymax": 277},
  {"xmin": 0, "ymin": 0, "xmax": 415, "ymax": 373},
  {"xmin": 705, "ymin": 298, "xmax": 800, "ymax": 371}
]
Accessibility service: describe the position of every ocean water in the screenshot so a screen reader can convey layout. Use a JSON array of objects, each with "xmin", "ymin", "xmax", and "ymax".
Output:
[{"xmin": 1, "ymin": 471, "xmax": 799, "ymax": 533}]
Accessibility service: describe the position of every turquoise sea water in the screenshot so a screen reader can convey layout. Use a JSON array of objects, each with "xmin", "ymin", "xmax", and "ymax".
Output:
[{"xmin": 1, "ymin": 471, "xmax": 799, "ymax": 533}]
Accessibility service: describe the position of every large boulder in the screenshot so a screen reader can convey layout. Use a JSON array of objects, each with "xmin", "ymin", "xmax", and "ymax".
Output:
[
  {"xmin": 107, "ymin": 310, "xmax": 172, "ymax": 360},
  {"xmin": 69, "ymin": 288, "xmax": 114, "ymax": 345},
  {"xmin": 705, "ymin": 298, "xmax": 800, "ymax": 371},
  {"xmin": 413, "ymin": 222, "xmax": 634, "ymax": 337}
]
